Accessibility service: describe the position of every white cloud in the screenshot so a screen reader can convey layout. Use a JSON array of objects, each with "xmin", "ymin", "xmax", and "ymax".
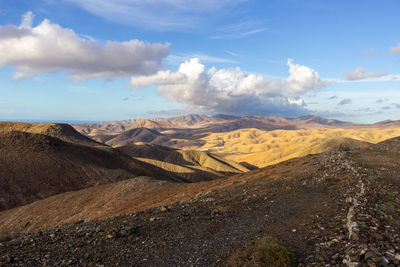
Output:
[
  {"xmin": 285, "ymin": 58, "xmax": 328, "ymax": 95},
  {"xmin": 288, "ymin": 98, "xmax": 304, "ymax": 106},
  {"xmin": 345, "ymin": 67, "xmax": 388, "ymax": 81},
  {"xmin": 211, "ymin": 21, "xmax": 267, "ymax": 39},
  {"xmin": 20, "ymin": 11, "xmax": 35, "ymax": 29},
  {"xmin": 361, "ymin": 48, "xmax": 375, "ymax": 57},
  {"xmin": 211, "ymin": 28, "xmax": 266, "ymax": 40},
  {"xmin": 66, "ymin": 0, "xmax": 247, "ymax": 30},
  {"xmin": 167, "ymin": 53, "xmax": 237, "ymax": 66},
  {"xmin": 130, "ymin": 57, "xmax": 329, "ymax": 115},
  {"xmin": 389, "ymin": 43, "xmax": 400, "ymax": 55},
  {"xmin": 0, "ymin": 12, "xmax": 170, "ymax": 80}
]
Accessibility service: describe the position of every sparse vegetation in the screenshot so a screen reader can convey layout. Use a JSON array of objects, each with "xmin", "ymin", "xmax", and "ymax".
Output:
[
  {"xmin": 383, "ymin": 192, "xmax": 396, "ymax": 204},
  {"xmin": 0, "ymin": 232, "xmax": 12, "ymax": 242},
  {"xmin": 367, "ymin": 169, "xmax": 377, "ymax": 180},
  {"xmin": 379, "ymin": 192, "xmax": 400, "ymax": 230},
  {"xmin": 227, "ymin": 237, "xmax": 295, "ymax": 267},
  {"xmin": 357, "ymin": 161, "xmax": 367, "ymax": 168},
  {"xmin": 324, "ymin": 177, "xmax": 336, "ymax": 183}
]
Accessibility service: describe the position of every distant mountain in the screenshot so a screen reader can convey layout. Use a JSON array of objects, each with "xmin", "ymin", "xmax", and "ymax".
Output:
[
  {"xmin": 289, "ymin": 115, "xmax": 356, "ymax": 127},
  {"xmin": 74, "ymin": 115, "xmax": 360, "ymax": 140},
  {"xmin": 160, "ymin": 114, "xmax": 219, "ymax": 126},
  {"xmin": 212, "ymin": 114, "xmax": 240, "ymax": 120},
  {"xmin": 74, "ymin": 114, "xmax": 221, "ymax": 136},
  {"xmin": 372, "ymin": 119, "xmax": 400, "ymax": 127}
]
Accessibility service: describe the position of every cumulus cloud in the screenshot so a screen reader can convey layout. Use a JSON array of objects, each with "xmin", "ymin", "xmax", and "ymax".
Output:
[
  {"xmin": 338, "ymin": 98, "xmax": 352, "ymax": 106},
  {"xmin": 66, "ymin": 0, "xmax": 247, "ymax": 30},
  {"xmin": 0, "ymin": 12, "xmax": 169, "ymax": 80},
  {"xmin": 345, "ymin": 67, "xmax": 388, "ymax": 81},
  {"xmin": 389, "ymin": 43, "xmax": 400, "ymax": 55},
  {"xmin": 130, "ymin": 57, "xmax": 330, "ymax": 115}
]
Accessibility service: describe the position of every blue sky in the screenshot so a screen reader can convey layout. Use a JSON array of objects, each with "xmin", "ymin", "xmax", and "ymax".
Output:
[{"xmin": 0, "ymin": 0, "xmax": 399, "ymax": 123}]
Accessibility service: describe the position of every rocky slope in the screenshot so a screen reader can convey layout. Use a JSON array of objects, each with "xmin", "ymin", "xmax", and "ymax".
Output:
[
  {"xmin": 0, "ymin": 130, "xmax": 155, "ymax": 211},
  {"xmin": 1, "ymin": 137, "xmax": 399, "ymax": 266}
]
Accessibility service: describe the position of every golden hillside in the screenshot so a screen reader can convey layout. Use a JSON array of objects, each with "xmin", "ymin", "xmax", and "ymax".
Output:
[
  {"xmin": 73, "ymin": 115, "xmax": 400, "ymax": 169},
  {"xmin": 200, "ymin": 127, "xmax": 400, "ymax": 167},
  {"xmin": 118, "ymin": 144, "xmax": 248, "ymax": 182},
  {"xmin": 0, "ymin": 121, "xmax": 101, "ymax": 146}
]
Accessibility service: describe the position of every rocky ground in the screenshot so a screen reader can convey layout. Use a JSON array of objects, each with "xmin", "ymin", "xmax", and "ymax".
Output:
[{"xmin": 1, "ymin": 141, "xmax": 400, "ymax": 266}]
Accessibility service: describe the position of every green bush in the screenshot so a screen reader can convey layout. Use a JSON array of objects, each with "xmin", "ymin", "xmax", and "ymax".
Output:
[{"xmin": 227, "ymin": 236, "xmax": 295, "ymax": 266}]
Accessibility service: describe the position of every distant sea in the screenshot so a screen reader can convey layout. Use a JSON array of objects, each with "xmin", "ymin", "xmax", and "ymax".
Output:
[{"xmin": 0, "ymin": 119, "xmax": 100, "ymax": 125}]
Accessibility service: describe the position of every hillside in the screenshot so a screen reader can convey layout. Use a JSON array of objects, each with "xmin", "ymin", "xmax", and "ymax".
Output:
[
  {"xmin": 73, "ymin": 114, "xmax": 222, "ymax": 136},
  {"xmin": 0, "ymin": 121, "xmax": 101, "ymax": 147},
  {"xmin": 289, "ymin": 115, "xmax": 355, "ymax": 126},
  {"xmin": 1, "ymin": 137, "xmax": 400, "ymax": 266},
  {"xmin": 73, "ymin": 115, "xmax": 400, "ymax": 169},
  {"xmin": 202, "ymin": 127, "xmax": 400, "ymax": 167},
  {"xmin": 0, "ymin": 130, "xmax": 158, "ymax": 211},
  {"xmin": 73, "ymin": 114, "xmax": 358, "ymax": 138},
  {"xmin": 105, "ymin": 127, "xmax": 171, "ymax": 147},
  {"xmin": 118, "ymin": 144, "xmax": 248, "ymax": 182}
]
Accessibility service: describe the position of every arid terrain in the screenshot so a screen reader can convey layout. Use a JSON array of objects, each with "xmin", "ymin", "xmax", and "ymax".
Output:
[
  {"xmin": 0, "ymin": 115, "xmax": 400, "ymax": 266},
  {"xmin": 75, "ymin": 114, "xmax": 400, "ymax": 167}
]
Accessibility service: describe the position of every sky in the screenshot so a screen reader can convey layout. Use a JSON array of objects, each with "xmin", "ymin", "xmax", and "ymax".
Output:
[{"xmin": 0, "ymin": 0, "xmax": 399, "ymax": 123}]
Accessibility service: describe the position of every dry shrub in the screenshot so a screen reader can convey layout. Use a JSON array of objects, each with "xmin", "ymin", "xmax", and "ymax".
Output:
[{"xmin": 227, "ymin": 236, "xmax": 295, "ymax": 266}]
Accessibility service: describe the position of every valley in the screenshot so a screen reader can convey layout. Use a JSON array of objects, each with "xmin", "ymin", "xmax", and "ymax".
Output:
[{"xmin": 0, "ymin": 115, "xmax": 400, "ymax": 266}]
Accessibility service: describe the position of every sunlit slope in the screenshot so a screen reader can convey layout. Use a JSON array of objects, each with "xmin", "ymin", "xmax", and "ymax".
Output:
[
  {"xmin": 201, "ymin": 127, "xmax": 400, "ymax": 167},
  {"xmin": 0, "ymin": 121, "xmax": 101, "ymax": 146},
  {"xmin": 118, "ymin": 144, "xmax": 248, "ymax": 182}
]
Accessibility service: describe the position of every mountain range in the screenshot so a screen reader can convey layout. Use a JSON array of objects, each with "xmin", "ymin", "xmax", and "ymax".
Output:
[{"xmin": 0, "ymin": 115, "xmax": 400, "ymax": 266}]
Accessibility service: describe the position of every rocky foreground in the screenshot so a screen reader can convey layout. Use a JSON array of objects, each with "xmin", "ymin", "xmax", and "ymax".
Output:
[{"xmin": 1, "ymin": 141, "xmax": 400, "ymax": 266}]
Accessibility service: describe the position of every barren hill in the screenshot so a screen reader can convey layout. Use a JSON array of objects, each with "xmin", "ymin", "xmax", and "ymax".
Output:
[
  {"xmin": 118, "ymin": 144, "xmax": 248, "ymax": 182},
  {"xmin": 105, "ymin": 127, "xmax": 171, "ymax": 147},
  {"xmin": 1, "ymin": 137, "xmax": 400, "ymax": 266},
  {"xmin": 290, "ymin": 114, "xmax": 355, "ymax": 126},
  {"xmin": 202, "ymin": 127, "xmax": 400, "ymax": 167},
  {"xmin": 0, "ymin": 130, "xmax": 159, "ymax": 211},
  {"xmin": 73, "ymin": 115, "xmax": 400, "ymax": 169},
  {"xmin": 73, "ymin": 114, "xmax": 221, "ymax": 136},
  {"xmin": 372, "ymin": 119, "xmax": 400, "ymax": 128},
  {"xmin": 74, "ymin": 115, "xmax": 361, "ymax": 138},
  {"xmin": 0, "ymin": 121, "xmax": 101, "ymax": 147}
]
